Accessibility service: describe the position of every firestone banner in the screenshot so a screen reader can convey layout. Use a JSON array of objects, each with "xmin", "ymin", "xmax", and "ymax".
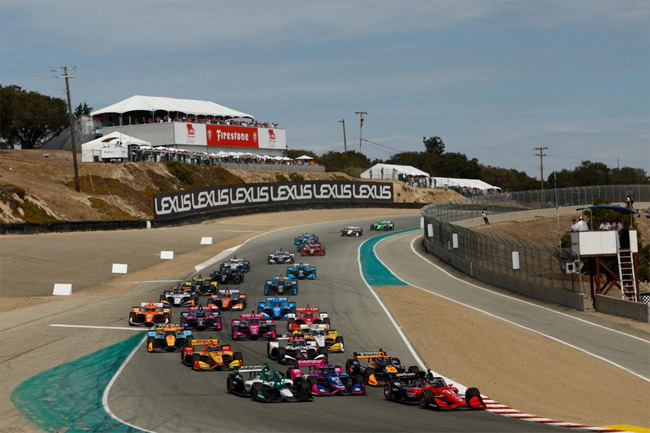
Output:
[
  {"xmin": 154, "ymin": 181, "xmax": 393, "ymax": 219},
  {"xmin": 173, "ymin": 123, "xmax": 287, "ymax": 150}
]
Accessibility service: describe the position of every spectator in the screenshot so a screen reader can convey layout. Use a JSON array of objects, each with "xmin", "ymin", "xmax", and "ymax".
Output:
[
  {"xmin": 611, "ymin": 218, "xmax": 623, "ymax": 234},
  {"xmin": 576, "ymin": 216, "xmax": 589, "ymax": 231},
  {"xmin": 599, "ymin": 218, "xmax": 612, "ymax": 231},
  {"xmin": 571, "ymin": 218, "xmax": 578, "ymax": 232},
  {"xmin": 481, "ymin": 210, "xmax": 490, "ymax": 225}
]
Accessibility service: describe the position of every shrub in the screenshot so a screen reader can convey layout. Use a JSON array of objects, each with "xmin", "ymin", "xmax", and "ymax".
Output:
[
  {"xmin": 289, "ymin": 173, "xmax": 304, "ymax": 182},
  {"xmin": 164, "ymin": 161, "xmax": 194, "ymax": 186}
]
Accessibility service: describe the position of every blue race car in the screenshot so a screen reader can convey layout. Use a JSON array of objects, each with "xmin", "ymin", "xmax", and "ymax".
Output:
[
  {"xmin": 264, "ymin": 275, "xmax": 299, "ymax": 296},
  {"xmin": 294, "ymin": 233, "xmax": 319, "ymax": 246},
  {"xmin": 257, "ymin": 297, "xmax": 297, "ymax": 320},
  {"xmin": 286, "ymin": 263, "xmax": 317, "ymax": 280},
  {"xmin": 286, "ymin": 360, "xmax": 366, "ymax": 396}
]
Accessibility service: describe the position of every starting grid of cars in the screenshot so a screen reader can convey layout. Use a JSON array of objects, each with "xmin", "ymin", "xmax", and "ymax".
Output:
[{"xmin": 126, "ymin": 222, "xmax": 487, "ymax": 408}]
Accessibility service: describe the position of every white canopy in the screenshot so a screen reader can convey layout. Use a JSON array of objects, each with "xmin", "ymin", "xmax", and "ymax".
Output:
[
  {"xmin": 360, "ymin": 163, "xmax": 429, "ymax": 180},
  {"xmin": 81, "ymin": 132, "xmax": 150, "ymax": 162},
  {"xmin": 295, "ymin": 155, "xmax": 314, "ymax": 160},
  {"xmin": 91, "ymin": 95, "xmax": 254, "ymax": 119}
]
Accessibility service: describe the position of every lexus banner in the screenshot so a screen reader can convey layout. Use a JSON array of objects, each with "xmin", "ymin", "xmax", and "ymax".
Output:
[{"xmin": 154, "ymin": 181, "xmax": 393, "ymax": 219}]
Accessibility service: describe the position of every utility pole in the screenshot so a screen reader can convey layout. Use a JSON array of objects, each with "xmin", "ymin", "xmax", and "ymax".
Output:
[
  {"xmin": 338, "ymin": 119, "xmax": 347, "ymax": 152},
  {"xmin": 56, "ymin": 66, "xmax": 80, "ymax": 192},
  {"xmin": 355, "ymin": 111, "xmax": 367, "ymax": 151},
  {"xmin": 534, "ymin": 146, "xmax": 548, "ymax": 198}
]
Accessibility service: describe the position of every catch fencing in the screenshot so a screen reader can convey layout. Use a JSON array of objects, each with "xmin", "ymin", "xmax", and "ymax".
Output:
[{"xmin": 421, "ymin": 185, "xmax": 649, "ymax": 309}]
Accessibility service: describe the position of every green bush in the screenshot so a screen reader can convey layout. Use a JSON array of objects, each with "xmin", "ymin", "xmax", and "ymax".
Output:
[
  {"xmin": 275, "ymin": 174, "xmax": 289, "ymax": 182},
  {"xmin": 164, "ymin": 161, "xmax": 194, "ymax": 186},
  {"xmin": 289, "ymin": 172, "xmax": 304, "ymax": 182}
]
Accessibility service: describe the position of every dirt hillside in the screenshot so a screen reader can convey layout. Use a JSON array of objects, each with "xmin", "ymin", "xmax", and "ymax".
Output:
[{"xmin": 0, "ymin": 149, "xmax": 461, "ymax": 224}]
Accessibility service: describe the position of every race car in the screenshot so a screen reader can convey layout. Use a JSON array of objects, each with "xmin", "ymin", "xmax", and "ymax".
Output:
[
  {"xmin": 180, "ymin": 305, "xmax": 222, "ymax": 331},
  {"xmin": 340, "ymin": 226, "xmax": 363, "ymax": 237},
  {"xmin": 181, "ymin": 338, "xmax": 243, "ymax": 371},
  {"xmin": 384, "ymin": 371, "xmax": 486, "ymax": 410},
  {"xmin": 370, "ymin": 220, "xmax": 394, "ymax": 231},
  {"xmin": 286, "ymin": 359, "xmax": 365, "ymax": 396},
  {"xmin": 146, "ymin": 323, "xmax": 193, "ymax": 352},
  {"xmin": 231, "ymin": 313, "xmax": 277, "ymax": 341},
  {"xmin": 264, "ymin": 275, "xmax": 298, "ymax": 296},
  {"xmin": 128, "ymin": 300, "xmax": 171, "ymax": 326},
  {"xmin": 227, "ymin": 363, "xmax": 312, "ymax": 402},
  {"xmin": 159, "ymin": 285, "xmax": 198, "ymax": 307},
  {"xmin": 304, "ymin": 324, "xmax": 345, "ymax": 353},
  {"xmin": 210, "ymin": 264, "xmax": 244, "ymax": 285},
  {"xmin": 226, "ymin": 256, "xmax": 251, "ymax": 273},
  {"xmin": 268, "ymin": 249, "xmax": 295, "ymax": 264},
  {"xmin": 345, "ymin": 350, "xmax": 411, "ymax": 386},
  {"xmin": 208, "ymin": 289, "xmax": 248, "ymax": 311},
  {"xmin": 294, "ymin": 233, "xmax": 319, "ymax": 246},
  {"xmin": 188, "ymin": 276, "xmax": 218, "ymax": 295},
  {"xmin": 287, "ymin": 306, "xmax": 329, "ymax": 332},
  {"xmin": 267, "ymin": 332, "xmax": 328, "ymax": 365},
  {"xmin": 299, "ymin": 242, "xmax": 326, "ymax": 256},
  {"xmin": 286, "ymin": 263, "xmax": 317, "ymax": 280},
  {"xmin": 257, "ymin": 297, "xmax": 297, "ymax": 320}
]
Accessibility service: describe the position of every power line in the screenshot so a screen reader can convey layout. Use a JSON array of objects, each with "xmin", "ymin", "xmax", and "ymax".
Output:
[
  {"xmin": 53, "ymin": 66, "xmax": 80, "ymax": 193},
  {"xmin": 534, "ymin": 146, "xmax": 549, "ymax": 194},
  {"xmin": 354, "ymin": 111, "xmax": 367, "ymax": 150}
]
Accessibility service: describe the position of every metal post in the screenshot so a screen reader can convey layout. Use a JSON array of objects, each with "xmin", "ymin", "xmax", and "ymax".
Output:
[
  {"xmin": 355, "ymin": 111, "xmax": 367, "ymax": 150},
  {"xmin": 338, "ymin": 119, "xmax": 347, "ymax": 152},
  {"xmin": 62, "ymin": 66, "xmax": 80, "ymax": 192}
]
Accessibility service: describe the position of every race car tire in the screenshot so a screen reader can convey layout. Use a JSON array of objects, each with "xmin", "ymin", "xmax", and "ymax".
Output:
[
  {"xmin": 278, "ymin": 347, "xmax": 287, "ymax": 362},
  {"xmin": 232, "ymin": 325, "xmax": 239, "ymax": 340},
  {"xmin": 465, "ymin": 387, "xmax": 485, "ymax": 407},
  {"xmin": 235, "ymin": 275, "xmax": 243, "ymax": 284},
  {"xmin": 287, "ymin": 318, "xmax": 295, "ymax": 329},
  {"xmin": 233, "ymin": 352, "xmax": 244, "ymax": 363},
  {"xmin": 353, "ymin": 374, "xmax": 365, "ymax": 385},
  {"xmin": 323, "ymin": 317, "xmax": 330, "ymax": 325},
  {"xmin": 335, "ymin": 336, "xmax": 344, "ymax": 352},
  {"xmin": 345, "ymin": 359, "xmax": 358, "ymax": 374},
  {"xmin": 164, "ymin": 313, "xmax": 171, "ymax": 323},
  {"xmin": 183, "ymin": 335, "xmax": 193, "ymax": 348},
  {"xmin": 420, "ymin": 390, "xmax": 436, "ymax": 409},
  {"xmin": 192, "ymin": 353, "xmax": 201, "ymax": 370},
  {"xmin": 251, "ymin": 382, "xmax": 262, "ymax": 401},
  {"xmin": 159, "ymin": 295, "xmax": 166, "ymax": 303},
  {"xmin": 290, "ymin": 306, "xmax": 296, "ymax": 314},
  {"xmin": 307, "ymin": 376, "xmax": 318, "ymax": 386},
  {"xmin": 257, "ymin": 306, "xmax": 264, "ymax": 314},
  {"xmin": 227, "ymin": 374, "xmax": 235, "ymax": 393},
  {"xmin": 365, "ymin": 367, "xmax": 375, "ymax": 384},
  {"xmin": 384, "ymin": 383, "xmax": 392, "ymax": 400},
  {"xmin": 318, "ymin": 346, "xmax": 328, "ymax": 356},
  {"xmin": 128, "ymin": 312, "xmax": 136, "ymax": 326},
  {"xmin": 268, "ymin": 324, "xmax": 276, "ymax": 334},
  {"xmin": 408, "ymin": 366, "xmax": 420, "ymax": 374},
  {"xmin": 147, "ymin": 336, "xmax": 155, "ymax": 353}
]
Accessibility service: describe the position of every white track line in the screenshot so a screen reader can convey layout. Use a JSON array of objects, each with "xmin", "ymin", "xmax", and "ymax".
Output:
[{"xmin": 49, "ymin": 324, "xmax": 144, "ymax": 331}]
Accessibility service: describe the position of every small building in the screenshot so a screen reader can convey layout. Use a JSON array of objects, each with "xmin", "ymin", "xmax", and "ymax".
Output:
[{"xmin": 360, "ymin": 164, "xmax": 429, "ymax": 180}]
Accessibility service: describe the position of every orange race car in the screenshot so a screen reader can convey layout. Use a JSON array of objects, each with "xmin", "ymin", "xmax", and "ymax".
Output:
[
  {"xmin": 128, "ymin": 300, "xmax": 171, "ymax": 326},
  {"xmin": 146, "ymin": 323, "xmax": 193, "ymax": 352},
  {"xmin": 181, "ymin": 338, "xmax": 244, "ymax": 371},
  {"xmin": 208, "ymin": 289, "xmax": 248, "ymax": 311}
]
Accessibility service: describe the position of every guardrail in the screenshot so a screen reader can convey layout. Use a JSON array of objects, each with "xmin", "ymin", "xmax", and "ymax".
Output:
[{"xmin": 421, "ymin": 185, "xmax": 649, "ymax": 314}]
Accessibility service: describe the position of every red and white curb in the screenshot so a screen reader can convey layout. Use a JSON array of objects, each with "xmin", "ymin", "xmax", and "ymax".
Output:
[{"xmin": 484, "ymin": 398, "xmax": 631, "ymax": 432}]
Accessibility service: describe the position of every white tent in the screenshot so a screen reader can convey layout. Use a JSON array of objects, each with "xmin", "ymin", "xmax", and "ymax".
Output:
[
  {"xmin": 360, "ymin": 163, "xmax": 429, "ymax": 180},
  {"xmin": 91, "ymin": 95, "xmax": 254, "ymax": 119},
  {"xmin": 81, "ymin": 132, "xmax": 151, "ymax": 162},
  {"xmin": 430, "ymin": 177, "xmax": 500, "ymax": 190}
]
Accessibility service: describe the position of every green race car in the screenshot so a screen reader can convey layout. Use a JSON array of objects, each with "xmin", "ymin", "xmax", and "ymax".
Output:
[{"xmin": 370, "ymin": 220, "xmax": 395, "ymax": 231}]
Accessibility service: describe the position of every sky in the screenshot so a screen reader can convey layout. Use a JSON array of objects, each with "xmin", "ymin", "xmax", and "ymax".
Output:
[{"xmin": 1, "ymin": 0, "xmax": 648, "ymax": 178}]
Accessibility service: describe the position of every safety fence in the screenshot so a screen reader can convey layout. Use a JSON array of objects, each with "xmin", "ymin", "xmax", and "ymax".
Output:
[{"xmin": 421, "ymin": 185, "xmax": 649, "ymax": 310}]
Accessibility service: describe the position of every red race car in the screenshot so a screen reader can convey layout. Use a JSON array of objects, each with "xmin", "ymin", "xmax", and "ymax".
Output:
[
  {"xmin": 286, "ymin": 306, "xmax": 329, "ymax": 332},
  {"xmin": 384, "ymin": 370, "xmax": 486, "ymax": 410},
  {"xmin": 299, "ymin": 242, "xmax": 326, "ymax": 256}
]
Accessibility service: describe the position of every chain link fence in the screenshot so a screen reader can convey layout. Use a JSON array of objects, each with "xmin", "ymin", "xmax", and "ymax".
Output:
[{"xmin": 421, "ymin": 185, "xmax": 649, "ymax": 304}]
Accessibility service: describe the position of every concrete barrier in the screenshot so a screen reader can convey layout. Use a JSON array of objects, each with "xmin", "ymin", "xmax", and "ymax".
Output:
[{"xmin": 594, "ymin": 294, "xmax": 650, "ymax": 323}]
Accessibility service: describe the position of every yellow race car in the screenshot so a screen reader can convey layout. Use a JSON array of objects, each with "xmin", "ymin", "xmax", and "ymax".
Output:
[
  {"xmin": 305, "ymin": 324, "xmax": 344, "ymax": 353},
  {"xmin": 181, "ymin": 338, "xmax": 243, "ymax": 371}
]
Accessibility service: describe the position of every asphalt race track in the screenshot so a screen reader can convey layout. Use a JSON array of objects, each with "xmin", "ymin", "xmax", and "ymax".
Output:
[{"xmin": 105, "ymin": 215, "xmax": 568, "ymax": 433}]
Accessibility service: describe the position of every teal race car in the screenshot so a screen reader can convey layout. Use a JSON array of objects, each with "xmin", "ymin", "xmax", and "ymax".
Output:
[
  {"xmin": 227, "ymin": 363, "xmax": 312, "ymax": 403},
  {"xmin": 370, "ymin": 220, "xmax": 394, "ymax": 231}
]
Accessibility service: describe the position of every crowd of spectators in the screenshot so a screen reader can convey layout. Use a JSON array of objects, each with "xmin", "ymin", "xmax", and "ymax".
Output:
[
  {"xmin": 131, "ymin": 114, "xmax": 279, "ymax": 129},
  {"xmin": 129, "ymin": 145, "xmax": 316, "ymax": 167}
]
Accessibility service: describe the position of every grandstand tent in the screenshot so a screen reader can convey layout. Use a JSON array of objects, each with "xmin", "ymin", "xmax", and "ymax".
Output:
[
  {"xmin": 81, "ymin": 132, "xmax": 150, "ymax": 162},
  {"xmin": 360, "ymin": 163, "xmax": 429, "ymax": 180},
  {"xmin": 91, "ymin": 95, "xmax": 254, "ymax": 120}
]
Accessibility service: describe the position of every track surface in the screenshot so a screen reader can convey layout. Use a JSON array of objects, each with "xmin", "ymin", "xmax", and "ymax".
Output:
[{"xmin": 107, "ymin": 215, "xmax": 567, "ymax": 432}]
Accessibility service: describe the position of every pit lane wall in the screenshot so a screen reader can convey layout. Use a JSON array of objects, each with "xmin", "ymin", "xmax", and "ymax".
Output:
[{"xmin": 420, "ymin": 184, "xmax": 650, "ymax": 321}]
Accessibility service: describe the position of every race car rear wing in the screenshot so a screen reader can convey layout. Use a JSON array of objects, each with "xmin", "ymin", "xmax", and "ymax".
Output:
[
  {"xmin": 264, "ymin": 296, "xmax": 290, "ymax": 303},
  {"xmin": 191, "ymin": 338, "xmax": 220, "ymax": 347},
  {"xmin": 294, "ymin": 359, "xmax": 327, "ymax": 368},
  {"xmin": 240, "ymin": 313, "xmax": 266, "ymax": 320},
  {"xmin": 140, "ymin": 302, "xmax": 165, "ymax": 308},
  {"xmin": 353, "ymin": 350, "xmax": 388, "ymax": 359}
]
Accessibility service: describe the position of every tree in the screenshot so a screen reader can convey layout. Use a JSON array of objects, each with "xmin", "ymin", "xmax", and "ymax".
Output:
[
  {"xmin": 318, "ymin": 150, "xmax": 371, "ymax": 176},
  {"xmin": 423, "ymin": 136, "xmax": 445, "ymax": 154},
  {"xmin": 74, "ymin": 102, "xmax": 93, "ymax": 116},
  {"xmin": 0, "ymin": 85, "xmax": 68, "ymax": 149}
]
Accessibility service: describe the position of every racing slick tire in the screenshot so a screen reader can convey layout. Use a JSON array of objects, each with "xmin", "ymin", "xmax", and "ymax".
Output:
[
  {"xmin": 147, "ymin": 336, "xmax": 155, "ymax": 353},
  {"xmin": 128, "ymin": 312, "xmax": 136, "ymax": 326},
  {"xmin": 287, "ymin": 318, "xmax": 295, "ymax": 330},
  {"xmin": 183, "ymin": 335, "xmax": 193, "ymax": 348},
  {"xmin": 353, "ymin": 374, "xmax": 365, "ymax": 385},
  {"xmin": 384, "ymin": 383, "xmax": 392, "ymax": 400},
  {"xmin": 307, "ymin": 376, "xmax": 318, "ymax": 387},
  {"xmin": 420, "ymin": 390, "xmax": 439, "ymax": 410},
  {"xmin": 277, "ymin": 347, "xmax": 287, "ymax": 362},
  {"xmin": 465, "ymin": 387, "xmax": 485, "ymax": 407},
  {"xmin": 322, "ymin": 317, "xmax": 330, "ymax": 325},
  {"xmin": 257, "ymin": 306, "xmax": 265, "ymax": 314},
  {"xmin": 408, "ymin": 366, "xmax": 420, "ymax": 374},
  {"xmin": 232, "ymin": 325, "xmax": 239, "ymax": 340},
  {"xmin": 227, "ymin": 374, "xmax": 236, "ymax": 393},
  {"xmin": 364, "ymin": 367, "xmax": 376, "ymax": 385},
  {"xmin": 268, "ymin": 324, "xmax": 276, "ymax": 335},
  {"xmin": 233, "ymin": 352, "xmax": 244, "ymax": 364},
  {"xmin": 251, "ymin": 382, "xmax": 262, "ymax": 401},
  {"xmin": 335, "ymin": 336, "xmax": 344, "ymax": 352},
  {"xmin": 192, "ymin": 353, "xmax": 201, "ymax": 370},
  {"xmin": 235, "ymin": 274, "xmax": 243, "ymax": 284}
]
